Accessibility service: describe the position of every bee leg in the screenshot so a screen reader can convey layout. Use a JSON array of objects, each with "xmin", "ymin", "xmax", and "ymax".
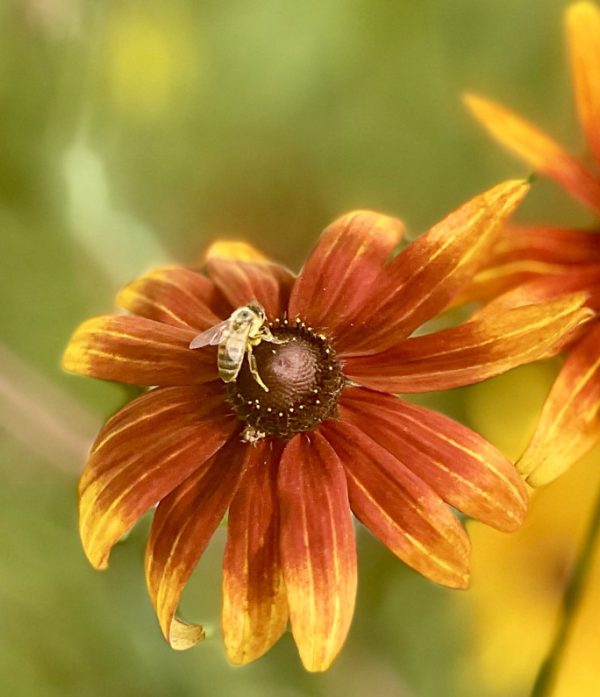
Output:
[
  {"xmin": 261, "ymin": 327, "xmax": 287, "ymax": 344},
  {"xmin": 247, "ymin": 345, "xmax": 269, "ymax": 392}
]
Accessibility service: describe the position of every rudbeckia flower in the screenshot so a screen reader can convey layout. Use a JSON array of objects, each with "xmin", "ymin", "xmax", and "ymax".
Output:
[
  {"xmin": 464, "ymin": 1, "xmax": 600, "ymax": 487},
  {"xmin": 63, "ymin": 179, "xmax": 591, "ymax": 671}
]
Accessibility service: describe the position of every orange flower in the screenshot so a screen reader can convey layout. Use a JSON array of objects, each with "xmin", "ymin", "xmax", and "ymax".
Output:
[
  {"xmin": 464, "ymin": 1, "xmax": 600, "ymax": 487},
  {"xmin": 63, "ymin": 180, "xmax": 590, "ymax": 671}
]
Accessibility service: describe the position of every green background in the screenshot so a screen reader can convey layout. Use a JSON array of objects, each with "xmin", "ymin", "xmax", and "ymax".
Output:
[{"xmin": 1, "ymin": 1, "xmax": 596, "ymax": 696}]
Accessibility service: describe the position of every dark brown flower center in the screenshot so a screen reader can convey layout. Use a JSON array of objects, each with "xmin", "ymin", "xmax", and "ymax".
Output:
[{"xmin": 225, "ymin": 319, "xmax": 344, "ymax": 440}]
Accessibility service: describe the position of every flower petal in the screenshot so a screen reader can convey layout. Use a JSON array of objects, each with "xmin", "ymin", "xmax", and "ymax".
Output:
[
  {"xmin": 278, "ymin": 432, "xmax": 357, "ymax": 672},
  {"xmin": 116, "ymin": 266, "xmax": 226, "ymax": 330},
  {"xmin": 79, "ymin": 385, "xmax": 236, "ymax": 569},
  {"xmin": 321, "ymin": 419, "xmax": 470, "ymax": 588},
  {"xmin": 288, "ymin": 210, "xmax": 404, "ymax": 335},
  {"xmin": 205, "ymin": 243, "xmax": 295, "ymax": 319},
  {"xmin": 519, "ymin": 321, "xmax": 600, "ymax": 486},
  {"xmin": 145, "ymin": 437, "xmax": 248, "ymax": 650},
  {"xmin": 567, "ymin": 2, "xmax": 600, "ymax": 162},
  {"xmin": 491, "ymin": 225, "xmax": 600, "ymax": 265},
  {"xmin": 335, "ymin": 180, "xmax": 529, "ymax": 355},
  {"xmin": 344, "ymin": 294, "xmax": 594, "ymax": 392},
  {"xmin": 471, "ymin": 268, "xmax": 600, "ymax": 314},
  {"xmin": 62, "ymin": 315, "xmax": 218, "ymax": 386},
  {"xmin": 464, "ymin": 93, "xmax": 600, "ymax": 211},
  {"xmin": 222, "ymin": 440, "xmax": 288, "ymax": 665},
  {"xmin": 339, "ymin": 388, "xmax": 527, "ymax": 531}
]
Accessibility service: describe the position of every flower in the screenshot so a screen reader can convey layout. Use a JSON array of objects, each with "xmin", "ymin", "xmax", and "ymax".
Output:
[
  {"xmin": 63, "ymin": 180, "xmax": 591, "ymax": 671},
  {"xmin": 463, "ymin": 1, "xmax": 600, "ymax": 486}
]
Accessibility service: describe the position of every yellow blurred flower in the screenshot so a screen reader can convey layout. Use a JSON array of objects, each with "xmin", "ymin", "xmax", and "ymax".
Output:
[{"xmin": 104, "ymin": 5, "xmax": 199, "ymax": 120}]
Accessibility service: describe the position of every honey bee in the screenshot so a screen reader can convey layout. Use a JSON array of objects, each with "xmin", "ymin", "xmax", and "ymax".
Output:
[{"xmin": 189, "ymin": 300, "xmax": 284, "ymax": 392}]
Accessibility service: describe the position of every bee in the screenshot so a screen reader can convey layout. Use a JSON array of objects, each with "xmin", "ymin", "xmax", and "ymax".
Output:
[{"xmin": 189, "ymin": 300, "xmax": 284, "ymax": 392}]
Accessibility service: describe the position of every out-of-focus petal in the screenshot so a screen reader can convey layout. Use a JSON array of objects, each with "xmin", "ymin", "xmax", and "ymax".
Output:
[
  {"xmin": 335, "ymin": 180, "xmax": 529, "ymax": 355},
  {"xmin": 288, "ymin": 210, "xmax": 404, "ymax": 336},
  {"xmin": 145, "ymin": 438, "xmax": 248, "ymax": 650},
  {"xmin": 206, "ymin": 245, "xmax": 295, "ymax": 319},
  {"xmin": 344, "ymin": 294, "xmax": 593, "ymax": 392},
  {"xmin": 222, "ymin": 440, "xmax": 288, "ymax": 665},
  {"xmin": 472, "ymin": 268, "xmax": 600, "ymax": 314},
  {"xmin": 339, "ymin": 388, "xmax": 527, "ymax": 531},
  {"xmin": 321, "ymin": 420, "xmax": 470, "ymax": 588},
  {"xmin": 278, "ymin": 432, "xmax": 356, "ymax": 672},
  {"xmin": 454, "ymin": 259, "xmax": 578, "ymax": 307},
  {"xmin": 62, "ymin": 315, "xmax": 218, "ymax": 386},
  {"xmin": 491, "ymin": 225, "xmax": 600, "ymax": 265},
  {"xmin": 567, "ymin": 2, "xmax": 600, "ymax": 162},
  {"xmin": 519, "ymin": 321, "xmax": 600, "ymax": 486},
  {"xmin": 464, "ymin": 93, "xmax": 600, "ymax": 211},
  {"xmin": 79, "ymin": 385, "xmax": 236, "ymax": 569},
  {"xmin": 116, "ymin": 266, "xmax": 226, "ymax": 329}
]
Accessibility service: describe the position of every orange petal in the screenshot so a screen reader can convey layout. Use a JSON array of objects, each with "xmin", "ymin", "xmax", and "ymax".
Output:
[
  {"xmin": 278, "ymin": 432, "xmax": 357, "ymax": 672},
  {"xmin": 339, "ymin": 388, "xmax": 527, "ymax": 531},
  {"xmin": 222, "ymin": 440, "xmax": 288, "ymax": 665},
  {"xmin": 464, "ymin": 93, "xmax": 600, "ymax": 211},
  {"xmin": 491, "ymin": 224, "xmax": 600, "ymax": 265},
  {"xmin": 321, "ymin": 419, "xmax": 470, "ymax": 588},
  {"xmin": 472, "ymin": 267, "xmax": 600, "ymax": 315},
  {"xmin": 62, "ymin": 315, "xmax": 218, "ymax": 386},
  {"xmin": 519, "ymin": 320, "xmax": 600, "ymax": 486},
  {"xmin": 288, "ymin": 210, "xmax": 404, "ymax": 336},
  {"xmin": 344, "ymin": 294, "xmax": 594, "ymax": 392},
  {"xmin": 206, "ymin": 248, "xmax": 295, "ymax": 319},
  {"xmin": 567, "ymin": 2, "xmax": 600, "ymax": 163},
  {"xmin": 117, "ymin": 266, "xmax": 226, "ymax": 330},
  {"xmin": 145, "ymin": 437, "xmax": 248, "ymax": 649},
  {"xmin": 335, "ymin": 180, "xmax": 529, "ymax": 355},
  {"xmin": 79, "ymin": 385, "xmax": 236, "ymax": 569}
]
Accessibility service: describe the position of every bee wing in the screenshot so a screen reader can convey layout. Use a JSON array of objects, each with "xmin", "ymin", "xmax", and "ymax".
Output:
[{"xmin": 189, "ymin": 321, "xmax": 229, "ymax": 349}]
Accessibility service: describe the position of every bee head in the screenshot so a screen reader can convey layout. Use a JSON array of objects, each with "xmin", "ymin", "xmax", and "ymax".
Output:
[{"xmin": 245, "ymin": 300, "xmax": 266, "ymax": 322}]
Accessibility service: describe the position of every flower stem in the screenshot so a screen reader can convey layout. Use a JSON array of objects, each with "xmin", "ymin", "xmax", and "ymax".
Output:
[{"xmin": 530, "ymin": 478, "xmax": 600, "ymax": 697}]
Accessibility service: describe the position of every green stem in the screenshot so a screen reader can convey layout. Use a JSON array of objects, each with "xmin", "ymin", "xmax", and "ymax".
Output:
[{"xmin": 530, "ymin": 478, "xmax": 600, "ymax": 697}]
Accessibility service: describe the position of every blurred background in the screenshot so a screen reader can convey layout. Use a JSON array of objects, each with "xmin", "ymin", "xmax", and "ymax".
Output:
[{"xmin": 2, "ymin": 0, "xmax": 599, "ymax": 695}]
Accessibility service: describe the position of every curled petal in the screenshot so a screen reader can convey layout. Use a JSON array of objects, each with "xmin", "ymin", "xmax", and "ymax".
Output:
[
  {"xmin": 288, "ymin": 210, "xmax": 404, "ymax": 335},
  {"xmin": 339, "ymin": 388, "xmax": 527, "ymax": 531},
  {"xmin": 79, "ymin": 385, "xmax": 236, "ymax": 569},
  {"xmin": 335, "ymin": 180, "xmax": 529, "ymax": 355},
  {"xmin": 519, "ymin": 321, "xmax": 600, "ymax": 486},
  {"xmin": 567, "ymin": 2, "xmax": 600, "ymax": 162},
  {"xmin": 117, "ymin": 266, "xmax": 225, "ymax": 330},
  {"xmin": 278, "ymin": 432, "xmax": 357, "ymax": 672},
  {"xmin": 145, "ymin": 438, "xmax": 248, "ymax": 650},
  {"xmin": 206, "ymin": 257, "xmax": 295, "ymax": 320},
  {"xmin": 344, "ymin": 294, "xmax": 594, "ymax": 392},
  {"xmin": 62, "ymin": 315, "xmax": 218, "ymax": 386},
  {"xmin": 464, "ymin": 93, "xmax": 600, "ymax": 212},
  {"xmin": 222, "ymin": 441, "xmax": 288, "ymax": 665},
  {"xmin": 322, "ymin": 419, "xmax": 470, "ymax": 588}
]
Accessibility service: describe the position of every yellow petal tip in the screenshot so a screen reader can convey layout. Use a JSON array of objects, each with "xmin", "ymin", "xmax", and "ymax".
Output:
[{"xmin": 168, "ymin": 617, "xmax": 205, "ymax": 650}]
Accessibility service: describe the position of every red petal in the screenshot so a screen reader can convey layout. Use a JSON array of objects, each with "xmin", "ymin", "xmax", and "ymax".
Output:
[
  {"xmin": 278, "ymin": 432, "xmax": 357, "ymax": 672},
  {"xmin": 145, "ymin": 438, "xmax": 248, "ymax": 650},
  {"xmin": 117, "ymin": 266, "xmax": 226, "ymax": 330},
  {"xmin": 288, "ymin": 210, "xmax": 404, "ymax": 335},
  {"xmin": 491, "ymin": 225, "xmax": 600, "ymax": 265},
  {"xmin": 62, "ymin": 315, "xmax": 218, "ymax": 386},
  {"xmin": 335, "ymin": 180, "xmax": 529, "ymax": 355},
  {"xmin": 344, "ymin": 294, "xmax": 593, "ymax": 392},
  {"xmin": 222, "ymin": 440, "xmax": 288, "ymax": 664},
  {"xmin": 206, "ymin": 245, "xmax": 295, "ymax": 319},
  {"xmin": 339, "ymin": 388, "xmax": 527, "ymax": 531},
  {"xmin": 519, "ymin": 320, "xmax": 600, "ymax": 486},
  {"xmin": 79, "ymin": 385, "xmax": 236, "ymax": 569},
  {"xmin": 321, "ymin": 419, "xmax": 470, "ymax": 588}
]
